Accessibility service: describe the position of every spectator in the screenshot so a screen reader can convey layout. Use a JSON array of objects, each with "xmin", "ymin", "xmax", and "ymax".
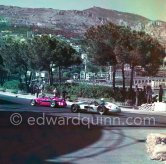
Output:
[
  {"xmin": 62, "ymin": 89, "xmax": 67, "ymax": 100},
  {"xmin": 159, "ymin": 85, "xmax": 164, "ymax": 102},
  {"xmin": 143, "ymin": 86, "xmax": 147, "ymax": 103},
  {"xmin": 34, "ymin": 84, "xmax": 40, "ymax": 98},
  {"xmin": 146, "ymin": 85, "xmax": 153, "ymax": 104},
  {"xmin": 53, "ymin": 87, "xmax": 58, "ymax": 97},
  {"xmin": 39, "ymin": 83, "xmax": 44, "ymax": 94},
  {"xmin": 131, "ymin": 88, "xmax": 135, "ymax": 106},
  {"xmin": 100, "ymin": 98, "xmax": 105, "ymax": 105},
  {"xmin": 139, "ymin": 88, "xmax": 144, "ymax": 105},
  {"xmin": 29, "ymin": 83, "xmax": 34, "ymax": 95},
  {"xmin": 135, "ymin": 85, "xmax": 139, "ymax": 106}
]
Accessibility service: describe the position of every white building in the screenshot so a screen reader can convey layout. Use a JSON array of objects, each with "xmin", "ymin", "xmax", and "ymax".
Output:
[{"xmin": 109, "ymin": 63, "xmax": 166, "ymax": 88}]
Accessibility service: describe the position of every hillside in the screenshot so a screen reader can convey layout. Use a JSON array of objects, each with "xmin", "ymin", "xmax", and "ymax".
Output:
[{"xmin": 0, "ymin": 5, "xmax": 166, "ymax": 45}]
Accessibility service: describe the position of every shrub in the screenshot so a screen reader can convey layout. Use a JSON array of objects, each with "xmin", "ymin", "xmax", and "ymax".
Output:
[
  {"xmin": 0, "ymin": 87, "xmax": 6, "ymax": 92},
  {"xmin": 45, "ymin": 85, "xmax": 56, "ymax": 93},
  {"xmin": 44, "ymin": 83, "xmax": 125, "ymax": 102},
  {"xmin": 3, "ymin": 80, "xmax": 20, "ymax": 90},
  {"xmin": 66, "ymin": 83, "xmax": 115, "ymax": 99},
  {"xmin": 18, "ymin": 83, "xmax": 27, "ymax": 91},
  {"xmin": 11, "ymin": 89, "xmax": 18, "ymax": 94}
]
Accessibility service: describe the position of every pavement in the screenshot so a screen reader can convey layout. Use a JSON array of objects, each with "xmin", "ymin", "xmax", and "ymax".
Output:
[
  {"xmin": 0, "ymin": 91, "xmax": 166, "ymax": 116},
  {"xmin": 0, "ymin": 91, "xmax": 36, "ymax": 99},
  {"xmin": 0, "ymin": 91, "xmax": 166, "ymax": 163}
]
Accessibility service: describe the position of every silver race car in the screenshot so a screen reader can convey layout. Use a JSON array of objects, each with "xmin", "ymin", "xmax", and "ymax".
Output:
[{"xmin": 70, "ymin": 100, "xmax": 121, "ymax": 115}]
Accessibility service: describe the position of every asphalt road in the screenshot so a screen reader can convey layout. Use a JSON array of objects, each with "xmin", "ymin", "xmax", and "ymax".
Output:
[{"xmin": 0, "ymin": 95, "xmax": 166, "ymax": 164}]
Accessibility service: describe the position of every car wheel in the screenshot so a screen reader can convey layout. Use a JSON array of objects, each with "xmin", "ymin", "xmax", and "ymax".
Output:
[
  {"xmin": 97, "ymin": 105, "xmax": 107, "ymax": 115},
  {"xmin": 71, "ymin": 104, "xmax": 80, "ymax": 113},
  {"xmin": 50, "ymin": 100, "xmax": 57, "ymax": 108},
  {"xmin": 30, "ymin": 99, "xmax": 36, "ymax": 106}
]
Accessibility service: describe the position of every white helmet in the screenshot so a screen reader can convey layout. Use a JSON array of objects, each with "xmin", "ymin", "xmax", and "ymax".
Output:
[{"xmin": 101, "ymin": 98, "xmax": 104, "ymax": 101}]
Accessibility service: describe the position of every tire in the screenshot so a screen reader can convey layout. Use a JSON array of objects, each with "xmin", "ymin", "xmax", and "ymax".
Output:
[
  {"xmin": 30, "ymin": 99, "xmax": 36, "ymax": 106},
  {"xmin": 71, "ymin": 104, "xmax": 80, "ymax": 113},
  {"xmin": 97, "ymin": 105, "xmax": 107, "ymax": 115},
  {"xmin": 50, "ymin": 100, "xmax": 57, "ymax": 108}
]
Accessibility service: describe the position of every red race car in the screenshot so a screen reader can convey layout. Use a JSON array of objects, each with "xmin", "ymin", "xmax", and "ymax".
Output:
[{"xmin": 30, "ymin": 96, "xmax": 67, "ymax": 108}]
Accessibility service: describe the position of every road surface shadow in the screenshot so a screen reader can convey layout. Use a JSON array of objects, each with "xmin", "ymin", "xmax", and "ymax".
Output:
[
  {"xmin": 0, "ymin": 99, "xmax": 19, "ymax": 105},
  {"xmin": 0, "ymin": 111, "xmax": 102, "ymax": 164}
]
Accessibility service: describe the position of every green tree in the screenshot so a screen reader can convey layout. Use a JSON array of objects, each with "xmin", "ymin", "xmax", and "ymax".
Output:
[
  {"xmin": 50, "ymin": 38, "xmax": 82, "ymax": 85},
  {"xmin": 86, "ymin": 23, "xmax": 164, "ymax": 94},
  {"xmin": 85, "ymin": 23, "xmax": 119, "ymax": 90},
  {"xmin": 0, "ymin": 54, "xmax": 7, "ymax": 85},
  {"xmin": 29, "ymin": 35, "xmax": 82, "ymax": 85},
  {"xmin": 126, "ymin": 31, "xmax": 164, "ymax": 91},
  {"xmin": 139, "ymin": 34, "xmax": 164, "ymax": 76},
  {"xmin": 29, "ymin": 35, "xmax": 55, "ymax": 85},
  {"xmin": 0, "ymin": 37, "xmax": 32, "ymax": 90},
  {"xmin": 113, "ymin": 26, "xmax": 131, "ymax": 92}
]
